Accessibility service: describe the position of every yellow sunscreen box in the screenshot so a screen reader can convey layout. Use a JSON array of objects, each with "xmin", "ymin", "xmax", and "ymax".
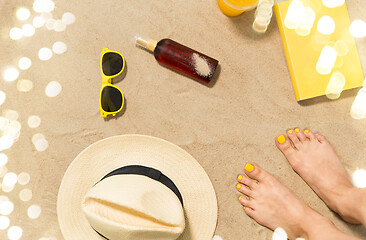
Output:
[{"xmin": 274, "ymin": 0, "xmax": 364, "ymax": 101}]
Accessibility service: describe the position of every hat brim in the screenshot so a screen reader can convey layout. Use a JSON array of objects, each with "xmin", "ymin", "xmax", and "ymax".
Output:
[{"xmin": 57, "ymin": 134, "xmax": 218, "ymax": 240}]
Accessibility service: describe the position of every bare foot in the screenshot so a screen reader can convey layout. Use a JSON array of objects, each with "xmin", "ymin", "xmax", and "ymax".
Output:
[
  {"xmin": 236, "ymin": 163, "xmax": 361, "ymax": 240},
  {"xmin": 275, "ymin": 128, "xmax": 362, "ymax": 224}
]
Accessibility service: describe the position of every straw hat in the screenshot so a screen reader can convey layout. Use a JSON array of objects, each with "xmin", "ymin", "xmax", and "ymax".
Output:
[{"xmin": 57, "ymin": 134, "xmax": 218, "ymax": 240}]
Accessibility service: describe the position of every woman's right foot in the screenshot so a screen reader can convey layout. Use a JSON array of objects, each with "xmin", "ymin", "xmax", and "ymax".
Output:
[{"xmin": 275, "ymin": 128, "xmax": 365, "ymax": 224}]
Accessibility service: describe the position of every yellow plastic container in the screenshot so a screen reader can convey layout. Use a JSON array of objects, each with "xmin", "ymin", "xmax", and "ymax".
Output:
[{"xmin": 217, "ymin": 0, "xmax": 259, "ymax": 16}]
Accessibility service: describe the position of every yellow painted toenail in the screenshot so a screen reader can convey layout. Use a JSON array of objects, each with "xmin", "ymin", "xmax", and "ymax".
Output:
[
  {"xmin": 304, "ymin": 130, "xmax": 309, "ymax": 133},
  {"xmin": 295, "ymin": 128, "xmax": 300, "ymax": 133},
  {"xmin": 238, "ymin": 175, "xmax": 243, "ymax": 181},
  {"xmin": 288, "ymin": 130, "xmax": 293, "ymax": 134},
  {"xmin": 243, "ymin": 207, "xmax": 246, "ymax": 210},
  {"xmin": 239, "ymin": 196, "xmax": 242, "ymax": 201},
  {"xmin": 277, "ymin": 135, "xmax": 286, "ymax": 144},
  {"xmin": 245, "ymin": 163, "xmax": 254, "ymax": 172},
  {"xmin": 316, "ymin": 133, "xmax": 319, "ymax": 136},
  {"xmin": 236, "ymin": 184, "xmax": 241, "ymax": 189}
]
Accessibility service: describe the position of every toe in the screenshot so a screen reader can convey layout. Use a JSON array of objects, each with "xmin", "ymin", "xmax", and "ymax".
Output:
[
  {"xmin": 304, "ymin": 129, "xmax": 316, "ymax": 141},
  {"xmin": 294, "ymin": 128, "xmax": 307, "ymax": 142},
  {"xmin": 243, "ymin": 162, "xmax": 267, "ymax": 182},
  {"xmin": 275, "ymin": 134, "xmax": 296, "ymax": 156},
  {"xmin": 237, "ymin": 174, "xmax": 256, "ymax": 189},
  {"xmin": 316, "ymin": 133, "xmax": 327, "ymax": 143},
  {"xmin": 239, "ymin": 195, "xmax": 254, "ymax": 209},
  {"xmin": 243, "ymin": 206, "xmax": 256, "ymax": 218},
  {"xmin": 236, "ymin": 183, "xmax": 253, "ymax": 198},
  {"xmin": 286, "ymin": 129, "xmax": 301, "ymax": 148}
]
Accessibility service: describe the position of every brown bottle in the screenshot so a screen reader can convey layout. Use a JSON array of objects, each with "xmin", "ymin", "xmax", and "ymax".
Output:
[{"xmin": 136, "ymin": 36, "xmax": 219, "ymax": 84}]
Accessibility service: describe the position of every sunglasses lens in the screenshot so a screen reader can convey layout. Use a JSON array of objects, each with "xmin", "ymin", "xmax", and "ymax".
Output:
[
  {"xmin": 102, "ymin": 52, "xmax": 123, "ymax": 76},
  {"xmin": 101, "ymin": 86, "xmax": 123, "ymax": 112}
]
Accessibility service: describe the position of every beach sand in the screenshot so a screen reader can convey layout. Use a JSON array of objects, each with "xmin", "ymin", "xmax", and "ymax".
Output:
[{"xmin": 0, "ymin": 0, "xmax": 365, "ymax": 239}]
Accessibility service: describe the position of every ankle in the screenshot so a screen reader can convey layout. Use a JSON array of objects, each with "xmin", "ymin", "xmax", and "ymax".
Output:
[{"xmin": 336, "ymin": 187, "xmax": 366, "ymax": 224}]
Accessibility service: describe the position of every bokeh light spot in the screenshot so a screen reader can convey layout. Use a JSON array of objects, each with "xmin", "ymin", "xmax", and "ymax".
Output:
[
  {"xmin": 0, "ymin": 91, "xmax": 5, "ymax": 106},
  {"xmin": 18, "ymin": 57, "xmax": 32, "ymax": 70},
  {"xmin": 22, "ymin": 24, "xmax": 35, "ymax": 37},
  {"xmin": 0, "ymin": 216, "xmax": 10, "ymax": 230},
  {"xmin": 8, "ymin": 226, "xmax": 22, "ymax": 240},
  {"xmin": 18, "ymin": 172, "xmax": 31, "ymax": 185},
  {"xmin": 352, "ymin": 169, "xmax": 366, "ymax": 188},
  {"xmin": 46, "ymin": 18, "xmax": 56, "ymax": 30},
  {"xmin": 9, "ymin": 28, "xmax": 23, "ymax": 40},
  {"xmin": 52, "ymin": 41, "xmax": 67, "ymax": 54},
  {"xmin": 3, "ymin": 109, "xmax": 19, "ymax": 121},
  {"xmin": 28, "ymin": 115, "xmax": 41, "ymax": 128},
  {"xmin": 316, "ymin": 46, "xmax": 337, "ymax": 75},
  {"xmin": 38, "ymin": 48, "xmax": 53, "ymax": 61},
  {"xmin": 33, "ymin": 0, "xmax": 55, "ymax": 13},
  {"xmin": 54, "ymin": 20, "xmax": 66, "ymax": 32},
  {"xmin": 35, "ymin": 138, "xmax": 49, "ymax": 151},
  {"xmin": 0, "ymin": 136, "xmax": 14, "ymax": 151},
  {"xmin": 0, "ymin": 153, "xmax": 8, "ymax": 166},
  {"xmin": 3, "ymin": 67, "xmax": 19, "ymax": 82},
  {"xmin": 272, "ymin": 227, "xmax": 287, "ymax": 240},
  {"xmin": 32, "ymin": 133, "xmax": 45, "ymax": 144},
  {"xmin": 33, "ymin": 16, "xmax": 45, "ymax": 28},
  {"xmin": 17, "ymin": 79, "xmax": 33, "ymax": 92},
  {"xmin": 16, "ymin": 8, "xmax": 31, "ymax": 21},
  {"xmin": 322, "ymin": 0, "xmax": 345, "ymax": 8},
  {"xmin": 0, "ymin": 166, "xmax": 8, "ymax": 178},
  {"xmin": 0, "ymin": 201, "xmax": 14, "ymax": 215},
  {"xmin": 28, "ymin": 205, "xmax": 42, "ymax": 219},
  {"xmin": 317, "ymin": 16, "xmax": 335, "ymax": 35},
  {"xmin": 349, "ymin": 20, "xmax": 366, "ymax": 38},
  {"xmin": 3, "ymin": 172, "xmax": 18, "ymax": 187},
  {"xmin": 45, "ymin": 81, "xmax": 62, "ymax": 97},
  {"xmin": 350, "ymin": 88, "xmax": 366, "ymax": 119},
  {"xmin": 19, "ymin": 189, "xmax": 32, "ymax": 202},
  {"xmin": 62, "ymin": 12, "xmax": 76, "ymax": 25}
]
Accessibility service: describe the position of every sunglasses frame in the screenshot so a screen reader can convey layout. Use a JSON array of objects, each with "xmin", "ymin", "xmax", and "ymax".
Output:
[{"xmin": 99, "ymin": 48, "xmax": 125, "ymax": 118}]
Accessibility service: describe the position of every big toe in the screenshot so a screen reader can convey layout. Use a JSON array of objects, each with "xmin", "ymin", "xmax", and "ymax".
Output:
[
  {"xmin": 244, "ymin": 163, "xmax": 270, "ymax": 182},
  {"xmin": 275, "ymin": 134, "xmax": 296, "ymax": 157}
]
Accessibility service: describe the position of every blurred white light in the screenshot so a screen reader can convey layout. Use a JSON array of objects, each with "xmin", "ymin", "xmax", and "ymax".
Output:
[
  {"xmin": 18, "ymin": 172, "xmax": 30, "ymax": 185},
  {"xmin": 62, "ymin": 12, "xmax": 76, "ymax": 25},
  {"xmin": 0, "ymin": 91, "xmax": 5, "ymax": 106},
  {"xmin": 272, "ymin": 227, "xmax": 287, "ymax": 240},
  {"xmin": 0, "ymin": 216, "xmax": 10, "ymax": 230},
  {"xmin": 32, "ymin": 133, "xmax": 45, "ymax": 144},
  {"xmin": 284, "ymin": 0, "xmax": 304, "ymax": 29},
  {"xmin": 3, "ymin": 109, "xmax": 19, "ymax": 121},
  {"xmin": 2, "ymin": 185, "xmax": 14, "ymax": 193},
  {"xmin": 322, "ymin": 0, "xmax": 345, "ymax": 8},
  {"xmin": 316, "ymin": 46, "xmax": 337, "ymax": 75},
  {"xmin": 54, "ymin": 20, "xmax": 66, "ymax": 32},
  {"xmin": 33, "ymin": 0, "xmax": 55, "ymax": 13},
  {"xmin": 352, "ymin": 169, "xmax": 366, "ymax": 187},
  {"xmin": 52, "ymin": 41, "xmax": 67, "ymax": 54},
  {"xmin": 46, "ymin": 18, "xmax": 56, "ymax": 30},
  {"xmin": 16, "ymin": 8, "xmax": 31, "ymax": 21},
  {"xmin": 351, "ymin": 87, "xmax": 366, "ymax": 119},
  {"xmin": 317, "ymin": 16, "xmax": 335, "ymax": 35},
  {"xmin": 33, "ymin": 16, "xmax": 45, "ymax": 28},
  {"xmin": 212, "ymin": 236, "xmax": 223, "ymax": 240},
  {"xmin": 0, "ymin": 117, "xmax": 9, "ymax": 130},
  {"xmin": 0, "ymin": 136, "xmax": 14, "ymax": 151},
  {"xmin": 3, "ymin": 67, "xmax": 19, "ymax": 82},
  {"xmin": 18, "ymin": 57, "xmax": 32, "ymax": 70},
  {"xmin": 333, "ymin": 40, "xmax": 349, "ymax": 56},
  {"xmin": 8, "ymin": 226, "xmax": 22, "ymax": 240},
  {"xmin": 38, "ymin": 48, "xmax": 53, "ymax": 61},
  {"xmin": 295, "ymin": 7, "xmax": 316, "ymax": 37},
  {"xmin": 19, "ymin": 189, "xmax": 32, "ymax": 202},
  {"xmin": 35, "ymin": 138, "xmax": 49, "ymax": 151},
  {"xmin": 0, "ymin": 201, "xmax": 14, "ymax": 215},
  {"xmin": 9, "ymin": 28, "xmax": 23, "ymax": 40},
  {"xmin": 22, "ymin": 24, "xmax": 35, "ymax": 37},
  {"xmin": 41, "ymin": 12, "xmax": 52, "ymax": 20},
  {"xmin": 0, "ymin": 153, "xmax": 8, "ymax": 166},
  {"xmin": 28, "ymin": 115, "xmax": 41, "ymax": 128},
  {"xmin": 349, "ymin": 20, "xmax": 366, "ymax": 38},
  {"xmin": 45, "ymin": 81, "xmax": 62, "ymax": 97},
  {"xmin": 28, "ymin": 205, "xmax": 42, "ymax": 219},
  {"xmin": 3, "ymin": 172, "xmax": 18, "ymax": 187},
  {"xmin": 17, "ymin": 79, "xmax": 33, "ymax": 92},
  {"xmin": 326, "ymin": 71, "xmax": 346, "ymax": 100}
]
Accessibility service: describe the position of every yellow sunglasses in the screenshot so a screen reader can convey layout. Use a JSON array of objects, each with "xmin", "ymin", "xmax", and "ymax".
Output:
[{"xmin": 99, "ymin": 48, "xmax": 125, "ymax": 118}]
